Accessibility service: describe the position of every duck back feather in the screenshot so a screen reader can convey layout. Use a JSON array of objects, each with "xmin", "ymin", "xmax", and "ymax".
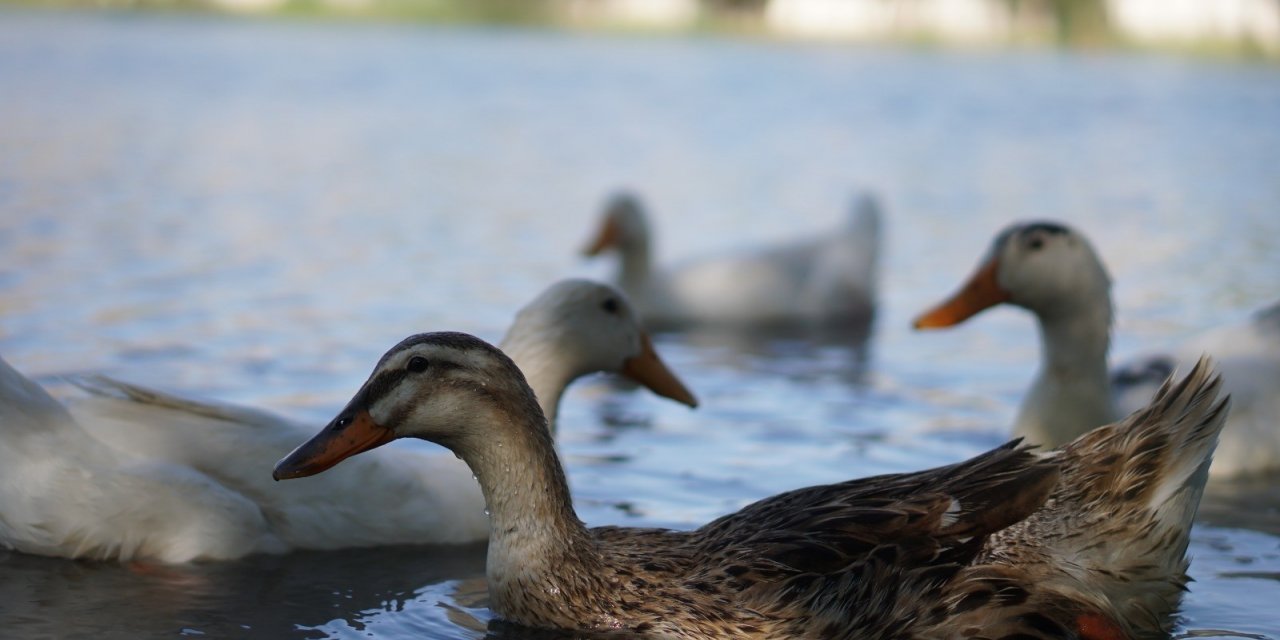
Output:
[
  {"xmin": 0, "ymin": 356, "xmax": 288, "ymax": 563},
  {"xmin": 979, "ymin": 357, "xmax": 1228, "ymax": 638},
  {"xmin": 69, "ymin": 378, "xmax": 487, "ymax": 549}
]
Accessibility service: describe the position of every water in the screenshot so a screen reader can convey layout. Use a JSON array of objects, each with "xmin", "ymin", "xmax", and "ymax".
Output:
[{"xmin": 1, "ymin": 9, "xmax": 1279, "ymax": 638}]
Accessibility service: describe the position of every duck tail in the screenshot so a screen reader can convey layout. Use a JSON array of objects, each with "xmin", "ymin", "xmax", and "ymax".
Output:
[
  {"xmin": 1065, "ymin": 356, "xmax": 1227, "ymax": 530},
  {"xmin": 848, "ymin": 191, "xmax": 881, "ymax": 236},
  {"xmin": 1253, "ymin": 298, "xmax": 1280, "ymax": 333},
  {"xmin": 70, "ymin": 374, "xmax": 282, "ymax": 428},
  {"xmin": 848, "ymin": 191, "xmax": 881, "ymax": 256},
  {"xmin": 846, "ymin": 190, "xmax": 882, "ymax": 291},
  {"xmin": 0, "ymin": 354, "xmax": 76, "ymax": 430},
  {"xmin": 1015, "ymin": 357, "xmax": 1228, "ymax": 634}
]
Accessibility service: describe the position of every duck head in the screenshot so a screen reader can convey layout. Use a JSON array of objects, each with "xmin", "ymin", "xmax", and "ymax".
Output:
[
  {"xmin": 503, "ymin": 279, "xmax": 697, "ymax": 410},
  {"xmin": 581, "ymin": 191, "xmax": 650, "ymax": 257},
  {"xmin": 914, "ymin": 221, "xmax": 1112, "ymax": 328},
  {"xmin": 273, "ymin": 332, "xmax": 545, "ymax": 480}
]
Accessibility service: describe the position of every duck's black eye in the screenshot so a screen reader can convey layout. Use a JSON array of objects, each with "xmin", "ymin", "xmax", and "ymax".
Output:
[
  {"xmin": 407, "ymin": 356, "xmax": 430, "ymax": 373},
  {"xmin": 601, "ymin": 298, "xmax": 620, "ymax": 314},
  {"xmin": 1028, "ymin": 237, "xmax": 1044, "ymax": 251}
]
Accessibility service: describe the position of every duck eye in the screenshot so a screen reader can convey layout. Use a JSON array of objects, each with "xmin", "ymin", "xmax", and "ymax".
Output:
[
  {"xmin": 601, "ymin": 298, "xmax": 620, "ymax": 314},
  {"xmin": 1028, "ymin": 237, "xmax": 1044, "ymax": 251},
  {"xmin": 407, "ymin": 356, "xmax": 430, "ymax": 373}
]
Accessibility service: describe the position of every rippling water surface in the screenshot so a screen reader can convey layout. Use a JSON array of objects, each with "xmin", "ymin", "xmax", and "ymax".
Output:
[{"xmin": 1, "ymin": 10, "xmax": 1279, "ymax": 638}]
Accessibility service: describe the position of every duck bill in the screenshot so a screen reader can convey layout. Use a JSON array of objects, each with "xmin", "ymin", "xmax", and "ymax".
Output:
[
  {"xmin": 581, "ymin": 215, "xmax": 620, "ymax": 256},
  {"xmin": 622, "ymin": 333, "xmax": 699, "ymax": 408},
  {"xmin": 913, "ymin": 257, "xmax": 1010, "ymax": 329},
  {"xmin": 273, "ymin": 409, "xmax": 395, "ymax": 480}
]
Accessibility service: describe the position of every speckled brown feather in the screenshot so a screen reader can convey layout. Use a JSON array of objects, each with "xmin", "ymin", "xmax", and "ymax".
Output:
[
  {"xmin": 957, "ymin": 357, "xmax": 1228, "ymax": 640},
  {"xmin": 489, "ymin": 361, "xmax": 1225, "ymax": 639},
  {"xmin": 536, "ymin": 442, "xmax": 1061, "ymax": 639}
]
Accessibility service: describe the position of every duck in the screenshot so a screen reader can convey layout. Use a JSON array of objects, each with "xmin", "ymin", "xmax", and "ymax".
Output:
[
  {"xmin": 582, "ymin": 190, "xmax": 881, "ymax": 328},
  {"xmin": 912, "ymin": 220, "xmax": 1280, "ymax": 478},
  {"xmin": 274, "ymin": 329, "xmax": 1226, "ymax": 638},
  {"xmin": 0, "ymin": 353, "xmax": 290, "ymax": 563},
  {"xmin": 0, "ymin": 279, "xmax": 696, "ymax": 562},
  {"xmin": 1110, "ymin": 300, "xmax": 1280, "ymax": 478}
]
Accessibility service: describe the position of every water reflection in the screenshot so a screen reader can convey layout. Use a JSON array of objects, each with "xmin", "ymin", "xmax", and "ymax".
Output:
[
  {"xmin": 1199, "ymin": 478, "xmax": 1280, "ymax": 536},
  {"xmin": 671, "ymin": 322, "xmax": 873, "ymax": 382},
  {"xmin": 0, "ymin": 544, "xmax": 489, "ymax": 638}
]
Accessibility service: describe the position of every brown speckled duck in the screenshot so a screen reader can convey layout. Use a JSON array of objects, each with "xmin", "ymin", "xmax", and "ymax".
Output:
[{"xmin": 274, "ymin": 331, "xmax": 1227, "ymax": 639}]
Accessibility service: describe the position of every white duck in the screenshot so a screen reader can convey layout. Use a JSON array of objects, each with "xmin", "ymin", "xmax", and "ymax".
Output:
[
  {"xmin": 0, "ymin": 279, "xmax": 696, "ymax": 563},
  {"xmin": 1110, "ymin": 299, "xmax": 1280, "ymax": 478},
  {"xmin": 913, "ymin": 220, "xmax": 1280, "ymax": 478},
  {"xmin": 0, "ymin": 354, "xmax": 290, "ymax": 563},
  {"xmin": 582, "ymin": 191, "xmax": 881, "ymax": 328}
]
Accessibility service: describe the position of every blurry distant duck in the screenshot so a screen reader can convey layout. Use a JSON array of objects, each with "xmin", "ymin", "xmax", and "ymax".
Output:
[
  {"xmin": 275, "ymin": 328, "xmax": 1226, "ymax": 638},
  {"xmin": 582, "ymin": 191, "xmax": 880, "ymax": 328},
  {"xmin": 1111, "ymin": 299, "xmax": 1280, "ymax": 477},
  {"xmin": 0, "ymin": 354, "xmax": 289, "ymax": 563},
  {"xmin": 0, "ymin": 280, "xmax": 695, "ymax": 562},
  {"xmin": 913, "ymin": 220, "xmax": 1280, "ymax": 478}
]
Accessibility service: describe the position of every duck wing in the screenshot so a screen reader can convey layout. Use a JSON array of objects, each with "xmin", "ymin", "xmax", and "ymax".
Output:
[{"xmin": 673, "ymin": 440, "xmax": 1059, "ymax": 636}]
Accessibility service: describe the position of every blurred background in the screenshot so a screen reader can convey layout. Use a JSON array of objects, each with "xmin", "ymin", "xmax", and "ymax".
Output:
[
  {"xmin": 7, "ymin": 0, "xmax": 1280, "ymax": 57},
  {"xmin": 0, "ymin": 1, "xmax": 1278, "ymax": 638}
]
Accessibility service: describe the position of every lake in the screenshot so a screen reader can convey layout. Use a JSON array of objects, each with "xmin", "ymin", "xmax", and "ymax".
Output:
[{"xmin": 1, "ymin": 8, "xmax": 1278, "ymax": 638}]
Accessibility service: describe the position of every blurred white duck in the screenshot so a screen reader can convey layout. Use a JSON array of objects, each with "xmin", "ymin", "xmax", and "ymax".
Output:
[
  {"xmin": 582, "ymin": 191, "xmax": 881, "ymax": 328},
  {"xmin": 913, "ymin": 220, "xmax": 1280, "ymax": 478},
  {"xmin": 0, "ymin": 279, "xmax": 696, "ymax": 563},
  {"xmin": 0, "ymin": 355, "xmax": 290, "ymax": 563},
  {"xmin": 1111, "ymin": 300, "xmax": 1280, "ymax": 477}
]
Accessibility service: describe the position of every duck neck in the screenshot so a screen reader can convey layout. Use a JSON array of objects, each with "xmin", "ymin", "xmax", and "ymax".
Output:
[
  {"xmin": 1017, "ymin": 299, "xmax": 1114, "ymax": 445},
  {"xmin": 458, "ymin": 406, "xmax": 599, "ymax": 620},
  {"xmin": 500, "ymin": 334, "xmax": 574, "ymax": 429},
  {"xmin": 1037, "ymin": 301, "xmax": 1111, "ymax": 378},
  {"xmin": 616, "ymin": 236, "xmax": 652, "ymax": 295}
]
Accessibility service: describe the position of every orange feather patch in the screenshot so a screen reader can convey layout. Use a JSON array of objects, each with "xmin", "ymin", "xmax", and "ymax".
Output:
[{"xmin": 1076, "ymin": 613, "xmax": 1128, "ymax": 640}]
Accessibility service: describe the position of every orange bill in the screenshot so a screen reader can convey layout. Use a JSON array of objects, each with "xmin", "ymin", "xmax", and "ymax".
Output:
[
  {"xmin": 273, "ymin": 409, "xmax": 395, "ymax": 480},
  {"xmin": 581, "ymin": 215, "xmax": 620, "ymax": 256},
  {"xmin": 622, "ymin": 333, "xmax": 698, "ymax": 408},
  {"xmin": 913, "ymin": 257, "xmax": 1010, "ymax": 329}
]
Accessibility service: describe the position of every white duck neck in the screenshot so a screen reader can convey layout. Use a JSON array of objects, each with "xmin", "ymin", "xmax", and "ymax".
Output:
[
  {"xmin": 1016, "ymin": 296, "xmax": 1116, "ymax": 445},
  {"xmin": 616, "ymin": 234, "xmax": 652, "ymax": 295},
  {"xmin": 501, "ymin": 335, "xmax": 574, "ymax": 429},
  {"xmin": 1036, "ymin": 299, "xmax": 1112, "ymax": 378}
]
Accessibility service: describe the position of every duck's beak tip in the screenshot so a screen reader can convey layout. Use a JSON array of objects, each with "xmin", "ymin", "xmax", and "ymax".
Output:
[
  {"xmin": 271, "ymin": 409, "xmax": 394, "ymax": 481},
  {"xmin": 912, "ymin": 258, "xmax": 1008, "ymax": 331},
  {"xmin": 623, "ymin": 333, "xmax": 699, "ymax": 410}
]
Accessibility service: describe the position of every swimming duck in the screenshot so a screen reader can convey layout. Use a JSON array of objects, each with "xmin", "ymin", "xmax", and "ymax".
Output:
[
  {"xmin": 0, "ymin": 353, "xmax": 290, "ymax": 562},
  {"xmin": 1110, "ymin": 300, "xmax": 1280, "ymax": 478},
  {"xmin": 913, "ymin": 220, "xmax": 1279, "ymax": 478},
  {"xmin": 275, "ymin": 329, "xmax": 1225, "ymax": 638},
  {"xmin": 0, "ymin": 280, "xmax": 695, "ymax": 562},
  {"xmin": 582, "ymin": 191, "xmax": 880, "ymax": 328}
]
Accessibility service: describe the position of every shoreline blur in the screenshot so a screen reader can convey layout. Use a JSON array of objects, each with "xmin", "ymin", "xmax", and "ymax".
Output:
[{"xmin": 3, "ymin": 0, "xmax": 1278, "ymax": 60}]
